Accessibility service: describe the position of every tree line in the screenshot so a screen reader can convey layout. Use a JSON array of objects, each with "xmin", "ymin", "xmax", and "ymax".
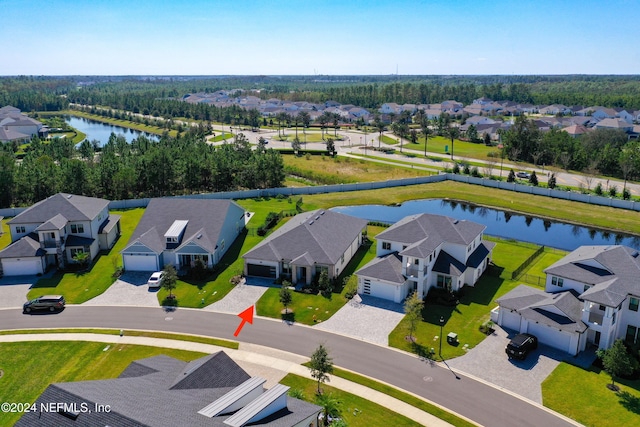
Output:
[{"xmin": 0, "ymin": 131, "xmax": 285, "ymax": 208}]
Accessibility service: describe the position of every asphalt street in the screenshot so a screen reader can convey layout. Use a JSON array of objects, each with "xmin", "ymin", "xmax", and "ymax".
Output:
[{"xmin": 0, "ymin": 306, "xmax": 578, "ymax": 427}]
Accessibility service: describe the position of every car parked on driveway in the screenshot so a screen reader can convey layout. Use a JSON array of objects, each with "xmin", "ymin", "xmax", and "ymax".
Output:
[
  {"xmin": 147, "ymin": 272, "xmax": 164, "ymax": 289},
  {"xmin": 23, "ymin": 295, "xmax": 66, "ymax": 313},
  {"xmin": 506, "ymin": 333, "xmax": 538, "ymax": 360},
  {"xmin": 516, "ymin": 171, "xmax": 531, "ymax": 179}
]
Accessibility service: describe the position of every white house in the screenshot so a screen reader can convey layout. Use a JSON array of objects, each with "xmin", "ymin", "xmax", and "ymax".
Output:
[
  {"xmin": 243, "ymin": 210, "xmax": 367, "ymax": 285},
  {"xmin": 0, "ymin": 193, "xmax": 121, "ymax": 276},
  {"xmin": 0, "ymin": 105, "xmax": 44, "ymax": 143},
  {"xmin": 495, "ymin": 245, "xmax": 640, "ymax": 355},
  {"xmin": 121, "ymin": 198, "xmax": 246, "ymax": 272},
  {"xmin": 356, "ymin": 214, "xmax": 495, "ymax": 303}
]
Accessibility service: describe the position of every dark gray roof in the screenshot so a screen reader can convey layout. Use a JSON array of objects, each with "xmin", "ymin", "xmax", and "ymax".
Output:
[
  {"xmin": 65, "ymin": 235, "xmax": 95, "ymax": 247},
  {"xmin": 0, "ymin": 233, "xmax": 44, "ymax": 258},
  {"xmin": 356, "ymin": 252, "xmax": 405, "ymax": 284},
  {"xmin": 16, "ymin": 352, "xmax": 320, "ymax": 427},
  {"xmin": 122, "ymin": 198, "xmax": 245, "ymax": 255},
  {"xmin": 378, "ymin": 214, "xmax": 485, "ymax": 250},
  {"xmin": 170, "ymin": 352, "xmax": 250, "ymax": 390},
  {"xmin": 497, "ymin": 285, "xmax": 587, "ymax": 333},
  {"xmin": 99, "ymin": 214, "xmax": 121, "ymax": 234},
  {"xmin": 433, "ymin": 250, "xmax": 466, "ymax": 276},
  {"xmin": 467, "ymin": 241, "xmax": 496, "ymax": 268},
  {"xmin": 35, "ymin": 213, "xmax": 68, "ymax": 231},
  {"xmin": 544, "ymin": 245, "xmax": 640, "ymax": 307},
  {"xmin": 9, "ymin": 193, "xmax": 109, "ymax": 225},
  {"xmin": 244, "ymin": 209, "xmax": 367, "ymax": 265}
]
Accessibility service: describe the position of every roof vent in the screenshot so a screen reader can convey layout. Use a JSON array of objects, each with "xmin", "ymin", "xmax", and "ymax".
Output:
[
  {"xmin": 633, "ymin": 251, "xmax": 639, "ymax": 258},
  {"xmin": 197, "ymin": 234, "xmax": 203, "ymax": 239},
  {"xmin": 315, "ymin": 216, "xmax": 320, "ymax": 220},
  {"xmin": 320, "ymin": 210, "xmax": 325, "ymax": 215},
  {"xmin": 309, "ymin": 220, "xmax": 314, "ymax": 225},
  {"xmin": 453, "ymin": 219, "xmax": 459, "ymax": 224},
  {"xmin": 66, "ymin": 194, "xmax": 73, "ymax": 199}
]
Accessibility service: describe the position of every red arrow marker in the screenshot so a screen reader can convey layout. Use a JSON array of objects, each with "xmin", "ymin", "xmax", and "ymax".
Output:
[{"xmin": 233, "ymin": 305, "xmax": 254, "ymax": 337}]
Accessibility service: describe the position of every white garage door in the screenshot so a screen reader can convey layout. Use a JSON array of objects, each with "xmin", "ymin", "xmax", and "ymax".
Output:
[
  {"xmin": 500, "ymin": 309, "xmax": 522, "ymax": 332},
  {"xmin": 2, "ymin": 259, "xmax": 43, "ymax": 276},
  {"xmin": 123, "ymin": 254, "xmax": 158, "ymax": 272},
  {"xmin": 362, "ymin": 279, "xmax": 398, "ymax": 302},
  {"xmin": 527, "ymin": 322, "xmax": 572, "ymax": 354}
]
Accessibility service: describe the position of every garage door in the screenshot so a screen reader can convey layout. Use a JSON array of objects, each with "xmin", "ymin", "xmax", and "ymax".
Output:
[
  {"xmin": 362, "ymin": 279, "xmax": 398, "ymax": 302},
  {"xmin": 500, "ymin": 309, "xmax": 522, "ymax": 332},
  {"xmin": 247, "ymin": 264, "xmax": 276, "ymax": 278},
  {"xmin": 1, "ymin": 259, "xmax": 43, "ymax": 276},
  {"xmin": 123, "ymin": 254, "xmax": 158, "ymax": 272},
  {"xmin": 527, "ymin": 322, "xmax": 572, "ymax": 354}
]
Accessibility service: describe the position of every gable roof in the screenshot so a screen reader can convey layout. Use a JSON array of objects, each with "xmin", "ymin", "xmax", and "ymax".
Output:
[
  {"xmin": 16, "ymin": 352, "xmax": 320, "ymax": 427},
  {"xmin": 243, "ymin": 209, "xmax": 367, "ymax": 265},
  {"xmin": 545, "ymin": 245, "xmax": 640, "ymax": 307},
  {"xmin": 497, "ymin": 285, "xmax": 587, "ymax": 334},
  {"xmin": 122, "ymin": 198, "xmax": 245, "ymax": 255},
  {"xmin": 378, "ymin": 213, "xmax": 485, "ymax": 250},
  {"xmin": 8, "ymin": 193, "xmax": 108, "ymax": 225}
]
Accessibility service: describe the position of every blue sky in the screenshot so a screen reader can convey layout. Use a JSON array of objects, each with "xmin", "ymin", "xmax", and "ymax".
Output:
[{"xmin": 2, "ymin": 0, "xmax": 639, "ymax": 75}]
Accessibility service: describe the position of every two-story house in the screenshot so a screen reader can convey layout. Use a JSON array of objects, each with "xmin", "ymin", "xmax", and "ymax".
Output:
[
  {"xmin": 355, "ymin": 214, "xmax": 495, "ymax": 303},
  {"xmin": 495, "ymin": 245, "xmax": 640, "ymax": 355},
  {"xmin": 0, "ymin": 193, "xmax": 121, "ymax": 276}
]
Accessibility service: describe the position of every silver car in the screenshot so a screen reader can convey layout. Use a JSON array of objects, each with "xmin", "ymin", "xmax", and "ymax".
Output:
[{"xmin": 147, "ymin": 272, "xmax": 164, "ymax": 289}]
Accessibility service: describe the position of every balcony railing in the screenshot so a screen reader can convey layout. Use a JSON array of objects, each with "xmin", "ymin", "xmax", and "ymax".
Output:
[
  {"xmin": 588, "ymin": 311, "xmax": 604, "ymax": 325},
  {"xmin": 406, "ymin": 266, "xmax": 421, "ymax": 277},
  {"xmin": 43, "ymin": 239, "xmax": 59, "ymax": 248}
]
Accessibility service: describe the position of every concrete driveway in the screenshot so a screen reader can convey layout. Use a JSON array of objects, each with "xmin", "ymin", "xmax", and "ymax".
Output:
[
  {"xmin": 313, "ymin": 295, "xmax": 405, "ymax": 346},
  {"xmin": 0, "ymin": 273, "xmax": 54, "ymax": 309},
  {"xmin": 82, "ymin": 272, "xmax": 160, "ymax": 307},
  {"xmin": 203, "ymin": 281, "xmax": 269, "ymax": 313},
  {"xmin": 446, "ymin": 325, "xmax": 575, "ymax": 403}
]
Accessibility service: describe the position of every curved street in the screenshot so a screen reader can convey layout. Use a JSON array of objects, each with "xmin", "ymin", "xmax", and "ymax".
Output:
[{"xmin": 0, "ymin": 306, "xmax": 578, "ymax": 427}]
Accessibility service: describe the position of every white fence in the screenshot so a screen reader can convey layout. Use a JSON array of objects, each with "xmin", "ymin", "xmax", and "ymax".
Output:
[{"xmin": 2, "ymin": 173, "xmax": 639, "ymax": 218}]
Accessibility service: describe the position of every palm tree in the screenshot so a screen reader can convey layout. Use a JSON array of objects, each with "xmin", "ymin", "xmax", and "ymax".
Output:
[
  {"xmin": 375, "ymin": 117, "xmax": 385, "ymax": 148},
  {"xmin": 318, "ymin": 113, "xmax": 329, "ymax": 140},
  {"xmin": 447, "ymin": 126, "xmax": 459, "ymax": 160},
  {"xmin": 299, "ymin": 111, "xmax": 311, "ymax": 145},
  {"xmin": 422, "ymin": 119, "xmax": 432, "ymax": 157},
  {"xmin": 315, "ymin": 393, "xmax": 342, "ymax": 427}
]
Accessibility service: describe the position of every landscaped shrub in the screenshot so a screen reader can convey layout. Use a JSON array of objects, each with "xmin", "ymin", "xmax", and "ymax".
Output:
[
  {"xmin": 623, "ymin": 188, "xmax": 631, "ymax": 200},
  {"xmin": 463, "ymin": 164, "xmax": 471, "ymax": 175},
  {"xmin": 609, "ymin": 185, "xmax": 618, "ymax": 198},
  {"xmin": 548, "ymin": 173, "xmax": 557, "ymax": 189},
  {"xmin": 471, "ymin": 166, "xmax": 481, "ymax": 177},
  {"xmin": 507, "ymin": 169, "xmax": 516, "ymax": 183},
  {"xmin": 452, "ymin": 163, "xmax": 461, "ymax": 174},
  {"xmin": 594, "ymin": 182, "xmax": 603, "ymax": 195},
  {"xmin": 529, "ymin": 171, "xmax": 538, "ymax": 186}
]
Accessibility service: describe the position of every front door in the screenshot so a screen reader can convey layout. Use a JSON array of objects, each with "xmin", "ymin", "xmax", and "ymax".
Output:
[
  {"xmin": 594, "ymin": 331, "xmax": 601, "ymax": 346},
  {"xmin": 297, "ymin": 266, "xmax": 306, "ymax": 284}
]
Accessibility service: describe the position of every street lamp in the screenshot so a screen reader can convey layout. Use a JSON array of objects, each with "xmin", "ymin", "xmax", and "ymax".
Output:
[{"xmin": 439, "ymin": 316, "xmax": 445, "ymax": 359}]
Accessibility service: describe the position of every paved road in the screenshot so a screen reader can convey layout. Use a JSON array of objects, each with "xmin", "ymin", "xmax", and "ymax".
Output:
[{"xmin": 0, "ymin": 306, "xmax": 578, "ymax": 427}]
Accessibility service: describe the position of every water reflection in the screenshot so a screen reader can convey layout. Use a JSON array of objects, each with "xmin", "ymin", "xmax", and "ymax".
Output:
[
  {"xmin": 332, "ymin": 199, "xmax": 640, "ymax": 251},
  {"xmin": 65, "ymin": 116, "xmax": 159, "ymax": 146}
]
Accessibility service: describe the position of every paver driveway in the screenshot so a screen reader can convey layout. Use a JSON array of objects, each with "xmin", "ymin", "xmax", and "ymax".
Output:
[{"xmin": 83, "ymin": 272, "xmax": 159, "ymax": 307}]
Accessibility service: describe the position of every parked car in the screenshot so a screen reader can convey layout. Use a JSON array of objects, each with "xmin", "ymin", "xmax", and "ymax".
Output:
[
  {"xmin": 23, "ymin": 295, "xmax": 66, "ymax": 313},
  {"xmin": 516, "ymin": 171, "xmax": 531, "ymax": 179},
  {"xmin": 505, "ymin": 333, "xmax": 538, "ymax": 360},
  {"xmin": 147, "ymin": 272, "xmax": 164, "ymax": 289}
]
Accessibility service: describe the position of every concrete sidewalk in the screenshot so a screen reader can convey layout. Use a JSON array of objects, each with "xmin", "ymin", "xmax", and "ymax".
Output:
[{"xmin": 0, "ymin": 333, "xmax": 462, "ymax": 427}]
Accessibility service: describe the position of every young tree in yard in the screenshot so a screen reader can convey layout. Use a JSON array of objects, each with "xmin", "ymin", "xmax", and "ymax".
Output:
[
  {"xmin": 318, "ymin": 270, "xmax": 332, "ymax": 297},
  {"xmin": 404, "ymin": 292, "xmax": 424, "ymax": 342},
  {"xmin": 309, "ymin": 344, "xmax": 334, "ymax": 394},
  {"xmin": 162, "ymin": 264, "xmax": 178, "ymax": 299},
  {"xmin": 596, "ymin": 339, "xmax": 638, "ymax": 390},
  {"xmin": 507, "ymin": 169, "xmax": 516, "ymax": 183},
  {"xmin": 548, "ymin": 173, "xmax": 557, "ymax": 189},
  {"xmin": 326, "ymin": 138, "xmax": 336, "ymax": 157},
  {"xmin": 529, "ymin": 171, "xmax": 538, "ymax": 186},
  {"xmin": 291, "ymin": 137, "xmax": 301, "ymax": 155},
  {"xmin": 279, "ymin": 281, "xmax": 293, "ymax": 314}
]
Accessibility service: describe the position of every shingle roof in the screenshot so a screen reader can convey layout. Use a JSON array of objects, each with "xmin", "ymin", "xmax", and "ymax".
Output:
[
  {"xmin": 16, "ymin": 352, "xmax": 320, "ymax": 427},
  {"xmin": 243, "ymin": 210, "xmax": 367, "ymax": 266},
  {"xmin": 433, "ymin": 250, "xmax": 467, "ymax": 276},
  {"xmin": 35, "ymin": 214, "xmax": 68, "ymax": 231},
  {"xmin": 545, "ymin": 245, "xmax": 640, "ymax": 306},
  {"xmin": 356, "ymin": 253, "xmax": 405, "ymax": 284},
  {"xmin": 0, "ymin": 233, "xmax": 44, "ymax": 258},
  {"xmin": 8, "ymin": 193, "xmax": 108, "ymax": 225},
  {"xmin": 122, "ymin": 198, "xmax": 245, "ymax": 255},
  {"xmin": 497, "ymin": 285, "xmax": 587, "ymax": 333}
]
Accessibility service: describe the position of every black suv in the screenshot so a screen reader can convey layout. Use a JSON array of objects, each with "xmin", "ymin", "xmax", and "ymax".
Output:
[
  {"xmin": 23, "ymin": 295, "xmax": 66, "ymax": 313},
  {"xmin": 505, "ymin": 333, "xmax": 538, "ymax": 360}
]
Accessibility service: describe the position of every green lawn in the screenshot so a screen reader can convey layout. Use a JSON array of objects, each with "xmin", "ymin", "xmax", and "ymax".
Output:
[
  {"xmin": 280, "ymin": 373, "xmax": 423, "ymax": 427},
  {"xmin": 28, "ymin": 208, "xmax": 146, "ymax": 303},
  {"xmin": 404, "ymin": 135, "xmax": 496, "ymax": 160},
  {"xmin": 521, "ymin": 249, "xmax": 567, "ymax": 287},
  {"xmin": 272, "ymin": 130, "xmax": 337, "ymax": 143},
  {"xmin": 256, "ymin": 225, "xmax": 384, "ymax": 325},
  {"xmin": 542, "ymin": 362, "xmax": 640, "ymax": 427},
  {"xmin": 0, "ymin": 217, "xmax": 10, "ymax": 249},
  {"xmin": 388, "ymin": 238, "xmax": 543, "ymax": 359},
  {"xmin": 0, "ymin": 341, "xmax": 206, "ymax": 426}
]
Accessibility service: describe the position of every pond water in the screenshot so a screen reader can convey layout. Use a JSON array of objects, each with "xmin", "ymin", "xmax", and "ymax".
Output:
[
  {"xmin": 332, "ymin": 199, "xmax": 640, "ymax": 251},
  {"xmin": 65, "ymin": 116, "xmax": 159, "ymax": 146}
]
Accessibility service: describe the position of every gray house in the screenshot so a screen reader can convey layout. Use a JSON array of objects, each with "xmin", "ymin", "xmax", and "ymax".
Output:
[
  {"xmin": 0, "ymin": 193, "xmax": 120, "ymax": 276},
  {"xmin": 16, "ymin": 351, "xmax": 321, "ymax": 427},
  {"xmin": 121, "ymin": 198, "xmax": 246, "ymax": 272},
  {"xmin": 243, "ymin": 209, "xmax": 367, "ymax": 285}
]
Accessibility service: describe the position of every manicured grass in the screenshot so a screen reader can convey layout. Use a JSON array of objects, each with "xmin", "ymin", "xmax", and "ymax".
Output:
[
  {"xmin": 0, "ymin": 341, "xmax": 206, "ymax": 426},
  {"xmin": 28, "ymin": 208, "xmax": 146, "ymax": 303},
  {"xmin": 542, "ymin": 362, "xmax": 640, "ymax": 427},
  {"xmin": 522, "ymin": 249, "xmax": 567, "ymax": 287},
  {"xmin": 388, "ymin": 238, "xmax": 541, "ymax": 359},
  {"xmin": 272, "ymin": 131, "xmax": 336, "ymax": 143},
  {"xmin": 0, "ymin": 329, "xmax": 239, "ymax": 349},
  {"xmin": 0, "ymin": 217, "xmax": 10, "ymax": 250},
  {"xmin": 329, "ymin": 367, "xmax": 476, "ymax": 427},
  {"xmin": 280, "ymin": 373, "xmax": 423, "ymax": 427},
  {"xmin": 404, "ymin": 135, "xmax": 495, "ymax": 160},
  {"xmin": 209, "ymin": 132, "xmax": 233, "ymax": 142},
  {"xmin": 381, "ymin": 134, "xmax": 399, "ymax": 145},
  {"xmin": 283, "ymin": 154, "xmax": 431, "ymax": 185},
  {"xmin": 256, "ymin": 226, "xmax": 384, "ymax": 325}
]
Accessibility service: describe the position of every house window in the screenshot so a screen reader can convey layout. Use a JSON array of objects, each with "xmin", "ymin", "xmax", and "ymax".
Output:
[
  {"xmin": 70, "ymin": 224, "xmax": 84, "ymax": 234},
  {"xmin": 584, "ymin": 285, "xmax": 591, "ymax": 292},
  {"xmin": 626, "ymin": 325, "xmax": 638, "ymax": 344},
  {"xmin": 414, "ymin": 259, "xmax": 419, "ymax": 265},
  {"xmin": 630, "ymin": 297, "xmax": 639, "ymax": 312},
  {"xmin": 382, "ymin": 242, "xmax": 391, "ymax": 250},
  {"xmin": 437, "ymin": 275, "xmax": 452, "ymax": 290},
  {"xmin": 551, "ymin": 276, "xmax": 563, "ymax": 287},
  {"xmin": 70, "ymin": 248, "xmax": 85, "ymax": 258},
  {"xmin": 16, "ymin": 226, "xmax": 26, "ymax": 234},
  {"xmin": 220, "ymin": 239, "xmax": 225, "ymax": 251},
  {"xmin": 599, "ymin": 305, "xmax": 606, "ymax": 311},
  {"xmin": 315, "ymin": 265, "xmax": 328, "ymax": 276},
  {"xmin": 612, "ymin": 312, "xmax": 616, "ymax": 325}
]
